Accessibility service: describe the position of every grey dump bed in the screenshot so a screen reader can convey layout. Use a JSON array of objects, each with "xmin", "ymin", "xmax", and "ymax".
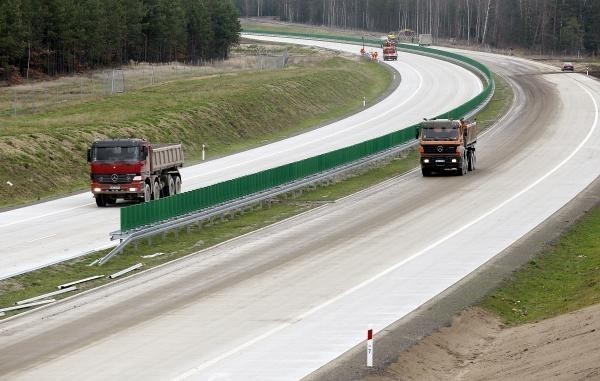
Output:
[{"xmin": 151, "ymin": 144, "xmax": 184, "ymax": 172}]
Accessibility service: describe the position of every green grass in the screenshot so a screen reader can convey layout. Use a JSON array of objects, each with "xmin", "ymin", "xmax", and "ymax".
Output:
[
  {"xmin": 476, "ymin": 74, "xmax": 511, "ymax": 130},
  {"xmin": 481, "ymin": 207, "xmax": 600, "ymax": 325},
  {"xmin": 0, "ymin": 56, "xmax": 391, "ymax": 208}
]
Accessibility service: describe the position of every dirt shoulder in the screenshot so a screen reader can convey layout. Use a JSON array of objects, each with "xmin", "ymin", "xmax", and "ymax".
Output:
[{"xmin": 367, "ymin": 305, "xmax": 600, "ymax": 381}]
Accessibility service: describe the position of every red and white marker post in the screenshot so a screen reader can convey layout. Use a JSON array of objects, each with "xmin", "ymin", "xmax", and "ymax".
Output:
[{"xmin": 367, "ymin": 325, "xmax": 374, "ymax": 367}]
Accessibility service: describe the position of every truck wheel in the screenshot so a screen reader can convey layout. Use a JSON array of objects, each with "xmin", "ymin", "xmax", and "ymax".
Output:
[
  {"xmin": 421, "ymin": 168, "xmax": 431, "ymax": 177},
  {"xmin": 106, "ymin": 197, "xmax": 116, "ymax": 205},
  {"xmin": 471, "ymin": 151, "xmax": 476, "ymax": 171},
  {"xmin": 167, "ymin": 176, "xmax": 175, "ymax": 197},
  {"xmin": 173, "ymin": 175, "xmax": 181, "ymax": 195},
  {"xmin": 467, "ymin": 151, "xmax": 474, "ymax": 171},
  {"xmin": 153, "ymin": 181, "xmax": 161, "ymax": 200},
  {"xmin": 95, "ymin": 195, "xmax": 107, "ymax": 207},
  {"xmin": 457, "ymin": 156, "xmax": 467, "ymax": 176},
  {"xmin": 144, "ymin": 183, "xmax": 152, "ymax": 202}
]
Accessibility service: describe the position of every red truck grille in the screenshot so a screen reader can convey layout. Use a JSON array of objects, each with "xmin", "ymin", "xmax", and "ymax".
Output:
[{"xmin": 92, "ymin": 174, "xmax": 135, "ymax": 184}]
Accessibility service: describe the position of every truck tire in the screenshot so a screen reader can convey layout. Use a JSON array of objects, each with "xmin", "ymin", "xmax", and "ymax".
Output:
[
  {"xmin": 95, "ymin": 195, "xmax": 107, "ymax": 207},
  {"xmin": 144, "ymin": 183, "xmax": 152, "ymax": 202},
  {"xmin": 173, "ymin": 175, "xmax": 181, "ymax": 195},
  {"xmin": 467, "ymin": 151, "xmax": 474, "ymax": 171},
  {"xmin": 153, "ymin": 181, "xmax": 161, "ymax": 200},
  {"xmin": 166, "ymin": 176, "xmax": 175, "ymax": 197},
  {"xmin": 421, "ymin": 168, "xmax": 431, "ymax": 177},
  {"xmin": 457, "ymin": 155, "xmax": 467, "ymax": 176}
]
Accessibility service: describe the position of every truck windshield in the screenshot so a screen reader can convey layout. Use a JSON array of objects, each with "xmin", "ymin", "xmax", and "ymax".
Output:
[
  {"xmin": 422, "ymin": 127, "xmax": 459, "ymax": 141},
  {"xmin": 92, "ymin": 146, "xmax": 139, "ymax": 162}
]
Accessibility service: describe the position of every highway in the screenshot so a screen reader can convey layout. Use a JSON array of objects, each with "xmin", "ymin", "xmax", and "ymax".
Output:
[
  {"xmin": 0, "ymin": 37, "xmax": 481, "ymax": 280},
  {"xmin": 1, "ymin": 37, "xmax": 599, "ymax": 380}
]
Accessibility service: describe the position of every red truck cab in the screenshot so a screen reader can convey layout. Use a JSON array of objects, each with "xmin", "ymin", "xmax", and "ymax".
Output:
[
  {"xmin": 382, "ymin": 40, "xmax": 398, "ymax": 61},
  {"xmin": 87, "ymin": 139, "xmax": 183, "ymax": 206}
]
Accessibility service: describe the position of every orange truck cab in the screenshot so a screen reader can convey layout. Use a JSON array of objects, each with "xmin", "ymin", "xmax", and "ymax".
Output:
[{"xmin": 415, "ymin": 118, "xmax": 477, "ymax": 176}]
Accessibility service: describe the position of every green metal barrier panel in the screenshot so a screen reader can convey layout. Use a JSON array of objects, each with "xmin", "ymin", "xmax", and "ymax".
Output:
[{"xmin": 120, "ymin": 31, "xmax": 493, "ymax": 232}]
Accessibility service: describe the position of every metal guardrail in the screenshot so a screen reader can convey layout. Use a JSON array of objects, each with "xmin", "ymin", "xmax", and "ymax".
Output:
[
  {"xmin": 99, "ymin": 31, "xmax": 495, "ymax": 264},
  {"xmin": 100, "ymin": 139, "xmax": 417, "ymax": 264}
]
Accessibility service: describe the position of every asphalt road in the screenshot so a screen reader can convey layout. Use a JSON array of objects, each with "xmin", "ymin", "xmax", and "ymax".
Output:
[
  {"xmin": 1, "ymin": 39, "xmax": 598, "ymax": 381},
  {"xmin": 0, "ymin": 37, "xmax": 481, "ymax": 280}
]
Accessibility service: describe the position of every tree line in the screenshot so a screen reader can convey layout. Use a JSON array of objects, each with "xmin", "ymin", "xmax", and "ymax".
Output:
[
  {"xmin": 235, "ymin": 0, "xmax": 600, "ymax": 56},
  {"xmin": 0, "ymin": 0, "xmax": 241, "ymax": 81}
]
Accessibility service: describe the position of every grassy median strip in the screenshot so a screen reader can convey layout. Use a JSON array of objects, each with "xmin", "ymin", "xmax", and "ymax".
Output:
[
  {"xmin": 0, "ymin": 52, "xmax": 513, "ymax": 320},
  {"xmin": 481, "ymin": 206, "xmax": 600, "ymax": 325}
]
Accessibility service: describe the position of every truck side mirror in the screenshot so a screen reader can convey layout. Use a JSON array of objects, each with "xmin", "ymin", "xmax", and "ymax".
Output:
[
  {"xmin": 141, "ymin": 146, "xmax": 148, "ymax": 160},
  {"xmin": 86, "ymin": 149, "xmax": 92, "ymax": 163},
  {"xmin": 415, "ymin": 127, "xmax": 420, "ymax": 139}
]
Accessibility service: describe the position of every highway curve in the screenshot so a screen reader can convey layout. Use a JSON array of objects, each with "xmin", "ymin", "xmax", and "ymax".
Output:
[
  {"xmin": 0, "ymin": 40, "xmax": 599, "ymax": 380},
  {"xmin": 0, "ymin": 37, "xmax": 481, "ymax": 280}
]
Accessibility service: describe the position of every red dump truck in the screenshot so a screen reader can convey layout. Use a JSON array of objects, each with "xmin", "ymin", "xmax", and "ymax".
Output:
[
  {"xmin": 382, "ymin": 37, "xmax": 398, "ymax": 61},
  {"xmin": 87, "ymin": 139, "xmax": 184, "ymax": 206},
  {"xmin": 416, "ymin": 118, "xmax": 477, "ymax": 176}
]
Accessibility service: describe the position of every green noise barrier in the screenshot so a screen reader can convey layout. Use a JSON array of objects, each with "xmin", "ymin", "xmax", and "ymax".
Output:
[{"xmin": 120, "ymin": 30, "xmax": 494, "ymax": 232}]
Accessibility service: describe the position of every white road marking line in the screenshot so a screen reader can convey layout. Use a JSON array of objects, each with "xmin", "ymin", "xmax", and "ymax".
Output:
[
  {"xmin": 173, "ymin": 81, "xmax": 598, "ymax": 380},
  {"xmin": 0, "ymin": 203, "xmax": 94, "ymax": 228},
  {"xmin": 26, "ymin": 234, "xmax": 57, "ymax": 243}
]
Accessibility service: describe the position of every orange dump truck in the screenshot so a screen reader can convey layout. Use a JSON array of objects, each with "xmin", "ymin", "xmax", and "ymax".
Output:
[{"xmin": 416, "ymin": 119, "xmax": 477, "ymax": 176}]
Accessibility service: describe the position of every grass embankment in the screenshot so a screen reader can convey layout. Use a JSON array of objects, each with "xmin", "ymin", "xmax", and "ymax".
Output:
[
  {"xmin": 0, "ymin": 64, "xmax": 512, "ymax": 319},
  {"xmin": 241, "ymin": 19, "xmax": 369, "ymax": 38},
  {"xmin": 481, "ymin": 206, "xmax": 600, "ymax": 325},
  {"xmin": 0, "ymin": 56, "xmax": 391, "ymax": 208}
]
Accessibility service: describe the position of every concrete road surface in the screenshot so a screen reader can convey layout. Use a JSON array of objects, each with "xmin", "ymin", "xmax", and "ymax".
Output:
[
  {"xmin": 0, "ymin": 38, "xmax": 598, "ymax": 380},
  {"xmin": 0, "ymin": 37, "xmax": 481, "ymax": 280}
]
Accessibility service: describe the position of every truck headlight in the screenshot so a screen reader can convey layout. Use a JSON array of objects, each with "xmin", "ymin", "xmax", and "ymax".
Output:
[
  {"xmin": 452, "ymin": 158, "xmax": 458, "ymax": 163},
  {"xmin": 93, "ymin": 187, "xmax": 101, "ymax": 192},
  {"xmin": 129, "ymin": 188, "xmax": 137, "ymax": 192},
  {"xmin": 423, "ymin": 159, "xmax": 430, "ymax": 163},
  {"xmin": 133, "ymin": 176, "xmax": 142, "ymax": 181}
]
